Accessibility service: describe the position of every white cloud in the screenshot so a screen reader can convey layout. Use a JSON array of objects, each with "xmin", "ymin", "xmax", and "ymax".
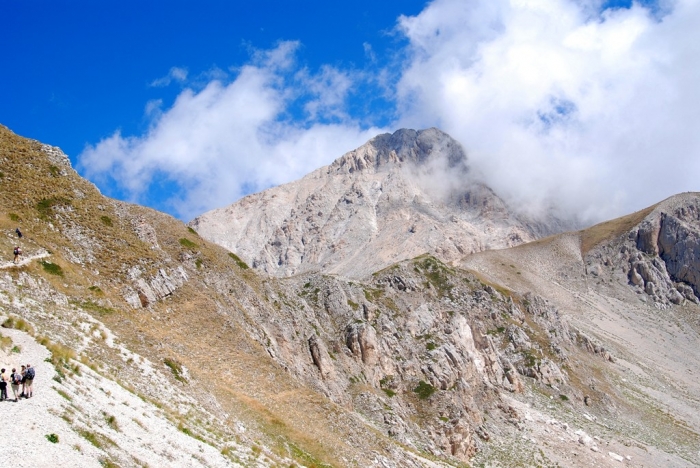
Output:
[
  {"xmin": 395, "ymin": 0, "xmax": 700, "ymax": 222},
  {"xmin": 150, "ymin": 67, "xmax": 189, "ymax": 87},
  {"xmin": 80, "ymin": 42, "xmax": 382, "ymax": 220},
  {"xmin": 81, "ymin": 1, "xmax": 700, "ymax": 225}
]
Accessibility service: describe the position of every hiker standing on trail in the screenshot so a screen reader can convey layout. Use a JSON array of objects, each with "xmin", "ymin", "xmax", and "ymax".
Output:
[
  {"xmin": 13, "ymin": 246, "xmax": 21, "ymax": 264},
  {"xmin": 19, "ymin": 365, "xmax": 26, "ymax": 397},
  {"xmin": 24, "ymin": 364, "xmax": 34, "ymax": 398},
  {"xmin": 10, "ymin": 368, "xmax": 20, "ymax": 402},
  {"xmin": 15, "ymin": 227, "xmax": 22, "ymax": 239},
  {"xmin": 0, "ymin": 368, "xmax": 7, "ymax": 401}
]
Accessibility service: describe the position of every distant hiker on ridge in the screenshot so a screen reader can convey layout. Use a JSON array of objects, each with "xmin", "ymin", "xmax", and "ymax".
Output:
[
  {"xmin": 15, "ymin": 227, "xmax": 22, "ymax": 239},
  {"xmin": 13, "ymin": 246, "xmax": 21, "ymax": 264}
]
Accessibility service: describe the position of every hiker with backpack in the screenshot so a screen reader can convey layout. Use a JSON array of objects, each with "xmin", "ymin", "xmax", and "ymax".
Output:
[
  {"xmin": 15, "ymin": 227, "xmax": 22, "ymax": 239},
  {"xmin": 24, "ymin": 364, "xmax": 34, "ymax": 398},
  {"xmin": 13, "ymin": 246, "xmax": 22, "ymax": 264},
  {"xmin": 10, "ymin": 368, "xmax": 21, "ymax": 402}
]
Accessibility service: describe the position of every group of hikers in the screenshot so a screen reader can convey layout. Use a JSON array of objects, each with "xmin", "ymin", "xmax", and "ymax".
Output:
[
  {"xmin": 0, "ymin": 364, "xmax": 34, "ymax": 402},
  {"xmin": 12, "ymin": 227, "xmax": 22, "ymax": 264},
  {"xmin": 4, "ymin": 226, "xmax": 34, "ymax": 401}
]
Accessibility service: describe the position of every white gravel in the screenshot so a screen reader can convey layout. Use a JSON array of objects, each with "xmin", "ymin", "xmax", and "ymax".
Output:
[{"xmin": 0, "ymin": 328, "xmax": 262, "ymax": 468}]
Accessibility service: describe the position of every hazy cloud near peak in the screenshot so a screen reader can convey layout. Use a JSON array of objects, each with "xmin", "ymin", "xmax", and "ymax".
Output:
[
  {"xmin": 395, "ymin": 0, "xmax": 700, "ymax": 222},
  {"xmin": 80, "ymin": 1, "xmax": 700, "ymax": 224}
]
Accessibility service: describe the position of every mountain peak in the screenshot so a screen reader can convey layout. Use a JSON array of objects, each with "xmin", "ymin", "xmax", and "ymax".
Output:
[
  {"xmin": 328, "ymin": 127, "xmax": 469, "ymax": 175},
  {"xmin": 191, "ymin": 128, "xmax": 565, "ymax": 278}
]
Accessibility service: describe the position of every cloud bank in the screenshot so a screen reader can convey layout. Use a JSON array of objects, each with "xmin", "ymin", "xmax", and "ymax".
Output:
[
  {"xmin": 80, "ymin": 43, "xmax": 383, "ymax": 220},
  {"xmin": 395, "ymin": 0, "xmax": 700, "ymax": 221},
  {"xmin": 80, "ymin": 0, "xmax": 700, "ymax": 223}
]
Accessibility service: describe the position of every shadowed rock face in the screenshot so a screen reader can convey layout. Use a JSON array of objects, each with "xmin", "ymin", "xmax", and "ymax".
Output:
[
  {"xmin": 658, "ymin": 211, "xmax": 700, "ymax": 297},
  {"xmin": 190, "ymin": 128, "xmax": 571, "ymax": 279}
]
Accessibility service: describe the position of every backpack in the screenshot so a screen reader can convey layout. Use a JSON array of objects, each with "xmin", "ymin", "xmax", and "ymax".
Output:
[
  {"xmin": 13, "ymin": 247, "xmax": 18, "ymax": 255},
  {"xmin": 26, "ymin": 367, "xmax": 35, "ymax": 380},
  {"xmin": 11, "ymin": 373, "xmax": 21, "ymax": 385}
]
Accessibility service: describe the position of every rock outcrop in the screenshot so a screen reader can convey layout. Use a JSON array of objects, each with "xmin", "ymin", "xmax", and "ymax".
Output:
[{"xmin": 585, "ymin": 193, "xmax": 700, "ymax": 305}]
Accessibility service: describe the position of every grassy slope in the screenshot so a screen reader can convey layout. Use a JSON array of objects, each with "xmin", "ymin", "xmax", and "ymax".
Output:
[{"xmin": 0, "ymin": 125, "xmax": 412, "ymax": 467}]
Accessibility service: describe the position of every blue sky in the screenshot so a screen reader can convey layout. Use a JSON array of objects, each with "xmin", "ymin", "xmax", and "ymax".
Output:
[{"xmin": 2, "ymin": 0, "xmax": 699, "ymax": 223}]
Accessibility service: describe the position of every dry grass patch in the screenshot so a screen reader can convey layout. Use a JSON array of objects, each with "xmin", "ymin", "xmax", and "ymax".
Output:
[
  {"xmin": 2, "ymin": 315, "xmax": 34, "ymax": 335},
  {"xmin": 580, "ymin": 204, "xmax": 656, "ymax": 255}
]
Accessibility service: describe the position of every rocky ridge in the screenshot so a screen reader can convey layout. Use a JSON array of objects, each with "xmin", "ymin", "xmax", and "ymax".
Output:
[
  {"xmin": 1, "ymin": 124, "xmax": 698, "ymax": 467},
  {"xmin": 190, "ymin": 128, "xmax": 571, "ymax": 279}
]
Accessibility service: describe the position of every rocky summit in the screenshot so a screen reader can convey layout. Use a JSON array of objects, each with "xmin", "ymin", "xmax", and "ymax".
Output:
[
  {"xmin": 190, "ymin": 128, "xmax": 572, "ymax": 279},
  {"xmin": 1, "ymin": 124, "xmax": 699, "ymax": 468}
]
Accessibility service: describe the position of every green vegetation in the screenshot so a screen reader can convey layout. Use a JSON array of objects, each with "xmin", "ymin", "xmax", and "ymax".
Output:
[
  {"xmin": 426, "ymin": 342, "xmax": 437, "ymax": 351},
  {"xmin": 11, "ymin": 345, "xmax": 21, "ymax": 353},
  {"xmin": 40, "ymin": 260, "xmax": 64, "ymax": 276},
  {"xmin": 8, "ymin": 212, "xmax": 20, "ymax": 221},
  {"xmin": 178, "ymin": 422, "xmax": 193, "ymax": 436},
  {"xmin": 178, "ymin": 237, "xmax": 198, "ymax": 249},
  {"xmin": 164, "ymin": 358, "xmax": 186, "ymax": 383},
  {"xmin": 100, "ymin": 215, "xmax": 113, "ymax": 227},
  {"xmin": 74, "ymin": 300, "xmax": 115, "ymax": 316},
  {"xmin": 98, "ymin": 456, "xmax": 120, "ymax": 468},
  {"xmin": 38, "ymin": 335, "xmax": 76, "ymax": 367},
  {"xmin": 228, "ymin": 252, "xmax": 249, "ymax": 269},
  {"xmin": 88, "ymin": 285, "xmax": 103, "ymax": 294},
  {"xmin": 49, "ymin": 165, "xmax": 60, "ymax": 177},
  {"xmin": 363, "ymin": 287, "xmax": 383, "ymax": 301},
  {"xmin": 414, "ymin": 256, "xmax": 454, "ymax": 297},
  {"xmin": 195, "ymin": 258, "xmax": 203, "ymax": 269},
  {"xmin": 79, "ymin": 430, "xmax": 103, "ymax": 448},
  {"xmin": 36, "ymin": 197, "xmax": 70, "ymax": 220},
  {"xmin": 521, "ymin": 349, "xmax": 540, "ymax": 368},
  {"xmin": 287, "ymin": 442, "xmax": 334, "ymax": 468},
  {"xmin": 413, "ymin": 380, "xmax": 437, "ymax": 399},
  {"xmin": 187, "ymin": 226, "xmax": 198, "ymax": 235},
  {"xmin": 347, "ymin": 299, "xmax": 359, "ymax": 310},
  {"xmin": 379, "ymin": 376, "xmax": 396, "ymax": 397},
  {"xmin": 45, "ymin": 433, "xmax": 59, "ymax": 443},
  {"xmin": 104, "ymin": 413, "xmax": 120, "ymax": 431}
]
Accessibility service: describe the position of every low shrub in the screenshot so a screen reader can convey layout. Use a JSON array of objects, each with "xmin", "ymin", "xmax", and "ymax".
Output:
[
  {"xmin": 228, "ymin": 252, "xmax": 249, "ymax": 269},
  {"xmin": 178, "ymin": 238, "xmax": 197, "ymax": 249},
  {"xmin": 413, "ymin": 380, "xmax": 436, "ymax": 400},
  {"xmin": 40, "ymin": 260, "xmax": 64, "ymax": 276},
  {"xmin": 164, "ymin": 358, "xmax": 186, "ymax": 383}
]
